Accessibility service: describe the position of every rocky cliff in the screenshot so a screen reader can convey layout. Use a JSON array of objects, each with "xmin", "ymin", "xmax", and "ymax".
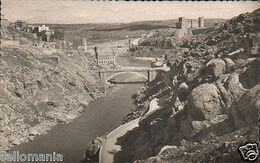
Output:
[
  {"xmin": 0, "ymin": 24, "xmax": 104, "ymax": 153},
  {"xmin": 112, "ymin": 9, "xmax": 260, "ymax": 162}
]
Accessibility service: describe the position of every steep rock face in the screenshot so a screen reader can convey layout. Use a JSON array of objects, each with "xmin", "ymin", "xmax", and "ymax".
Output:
[
  {"xmin": 114, "ymin": 57, "xmax": 259, "ymax": 162},
  {"xmin": 0, "ymin": 45, "xmax": 101, "ymax": 153},
  {"xmin": 114, "ymin": 9, "xmax": 260, "ymax": 163},
  {"xmin": 124, "ymin": 59, "xmax": 259, "ymax": 163}
]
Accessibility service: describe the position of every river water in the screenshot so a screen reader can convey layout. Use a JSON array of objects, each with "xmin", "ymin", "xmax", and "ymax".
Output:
[{"xmin": 10, "ymin": 56, "xmax": 152, "ymax": 162}]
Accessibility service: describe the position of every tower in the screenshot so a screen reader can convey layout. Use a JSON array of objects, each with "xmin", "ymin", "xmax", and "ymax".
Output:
[
  {"xmin": 45, "ymin": 31, "xmax": 51, "ymax": 42},
  {"xmin": 81, "ymin": 38, "xmax": 87, "ymax": 46},
  {"xmin": 176, "ymin": 17, "xmax": 185, "ymax": 29},
  {"xmin": 198, "ymin": 17, "xmax": 204, "ymax": 28},
  {"xmin": 81, "ymin": 38, "xmax": 88, "ymax": 52}
]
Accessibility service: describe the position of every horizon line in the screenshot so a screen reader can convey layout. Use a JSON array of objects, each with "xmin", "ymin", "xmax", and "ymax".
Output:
[{"xmin": 9, "ymin": 17, "xmax": 228, "ymax": 25}]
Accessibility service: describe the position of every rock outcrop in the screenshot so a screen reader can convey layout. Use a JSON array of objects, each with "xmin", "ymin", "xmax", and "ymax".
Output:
[
  {"xmin": 0, "ymin": 41, "xmax": 103, "ymax": 153},
  {"xmin": 111, "ymin": 9, "xmax": 260, "ymax": 163}
]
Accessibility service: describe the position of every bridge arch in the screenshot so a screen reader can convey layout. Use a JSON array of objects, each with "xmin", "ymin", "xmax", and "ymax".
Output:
[{"xmin": 106, "ymin": 71, "xmax": 148, "ymax": 83}]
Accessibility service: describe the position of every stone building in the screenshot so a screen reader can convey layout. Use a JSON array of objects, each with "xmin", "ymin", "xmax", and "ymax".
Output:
[
  {"xmin": 176, "ymin": 17, "xmax": 204, "ymax": 29},
  {"xmin": 94, "ymin": 47, "xmax": 117, "ymax": 66},
  {"xmin": 45, "ymin": 31, "xmax": 51, "ymax": 42},
  {"xmin": 15, "ymin": 20, "xmax": 26, "ymax": 30},
  {"xmin": 38, "ymin": 25, "xmax": 49, "ymax": 32},
  {"xmin": 78, "ymin": 38, "xmax": 88, "ymax": 52},
  {"xmin": 97, "ymin": 55, "xmax": 116, "ymax": 66},
  {"xmin": 198, "ymin": 17, "xmax": 204, "ymax": 28}
]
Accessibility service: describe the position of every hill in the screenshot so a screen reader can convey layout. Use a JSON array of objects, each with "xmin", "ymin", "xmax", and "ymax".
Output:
[
  {"xmin": 42, "ymin": 18, "xmax": 226, "ymax": 32},
  {"xmin": 118, "ymin": 8, "xmax": 260, "ymax": 162},
  {"xmin": 0, "ymin": 22, "xmax": 105, "ymax": 153},
  {"xmin": 34, "ymin": 18, "xmax": 226, "ymax": 45},
  {"xmin": 82, "ymin": 8, "xmax": 259, "ymax": 163}
]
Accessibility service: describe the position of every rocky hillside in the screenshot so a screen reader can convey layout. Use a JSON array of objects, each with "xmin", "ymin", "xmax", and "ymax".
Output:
[
  {"xmin": 126, "ymin": 28, "xmax": 193, "ymax": 58},
  {"xmin": 110, "ymin": 9, "xmax": 260, "ymax": 162},
  {"xmin": 0, "ymin": 24, "xmax": 105, "ymax": 153}
]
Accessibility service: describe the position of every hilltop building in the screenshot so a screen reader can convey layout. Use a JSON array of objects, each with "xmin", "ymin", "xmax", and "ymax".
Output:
[
  {"xmin": 176, "ymin": 17, "xmax": 204, "ymax": 29},
  {"xmin": 198, "ymin": 17, "xmax": 204, "ymax": 28},
  {"xmin": 15, "ymin": 20, "xmax": 26, "ymax": 30},
  {"xmin": 38, "ymin": 25, "xmax": 49, "ymax": 32},
  {"xmin": 23, "ymin": 25, "xmax": 34, "ymax": 33}
]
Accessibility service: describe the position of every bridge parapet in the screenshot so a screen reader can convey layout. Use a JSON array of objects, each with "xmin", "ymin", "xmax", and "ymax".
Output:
[{"xmin": 95, "ymin": 66, "xmax": 169, "ymax": 83}]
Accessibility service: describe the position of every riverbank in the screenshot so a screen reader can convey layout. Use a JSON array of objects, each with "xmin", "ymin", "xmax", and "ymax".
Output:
[
  {"xmin": 10, "ymin": 83, "xmax": 143, "ymax": 162},
  {"xmin": 0, "ymin": 44, "xmax": 105, "ymax": 154},
  {"xmin": 99, "ymin": 98, "xmax": 160, "ymax": 163},
  {"xmin": 7, "ymin": 54, "xmax": 151, "ymax": 162}
]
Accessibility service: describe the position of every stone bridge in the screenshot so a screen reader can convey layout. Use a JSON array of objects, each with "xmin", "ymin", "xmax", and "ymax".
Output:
[{"xmin": 94, "ymin": 66, "xmax": 170, "ymax": 83}]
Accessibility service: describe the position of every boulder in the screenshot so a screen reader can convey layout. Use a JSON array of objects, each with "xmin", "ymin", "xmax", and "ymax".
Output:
[
  {"xmin": 230, "ymin": 84, "xmax": 260, "ymax": 128},
  {"xmin": 238, "ymin": 58, "xmax": 260, "ymax": 89},
  {"xmin": 224, "ymin": 73, "xmax": 248, "ymax": 100},
  {"xmin": 206, "ymin": 58, "xmax": 226, "ymax": 78},
  {"xmin": 191, "ymin": 120, "xmax": 210, "ymax": 134},
  {"xmin": 187, "ymin": 83, "xmax": 222, "ymax": 121},
  {"xmin": 223, "ymin": 58, "xmax": 235, "ymax": 72}
]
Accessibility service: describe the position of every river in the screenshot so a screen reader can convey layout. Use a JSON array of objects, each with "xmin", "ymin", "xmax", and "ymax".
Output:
[{"xmin": 10, "ymin": 56, "xmax": 152, "ymax": 162}]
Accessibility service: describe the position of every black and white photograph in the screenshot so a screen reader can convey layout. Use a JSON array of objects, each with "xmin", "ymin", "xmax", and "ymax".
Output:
[{"xmin": 0, "ymin": 0, "xmax": 260, "ymax": 162}]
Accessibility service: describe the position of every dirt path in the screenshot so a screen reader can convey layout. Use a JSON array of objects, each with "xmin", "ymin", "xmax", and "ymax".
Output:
[
  {"xmin": 99, "ymin": 98, "xmax": 160, "ymax": 163},
  {"xmin": 99, "ymin": 118, "xmax": 140, "ymax": 163}
]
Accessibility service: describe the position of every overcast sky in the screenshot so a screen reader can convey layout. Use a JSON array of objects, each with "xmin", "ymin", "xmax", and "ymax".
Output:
[{"xmin": 2, "ymin": 0, "xmax": 260, "ymax": 24}]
